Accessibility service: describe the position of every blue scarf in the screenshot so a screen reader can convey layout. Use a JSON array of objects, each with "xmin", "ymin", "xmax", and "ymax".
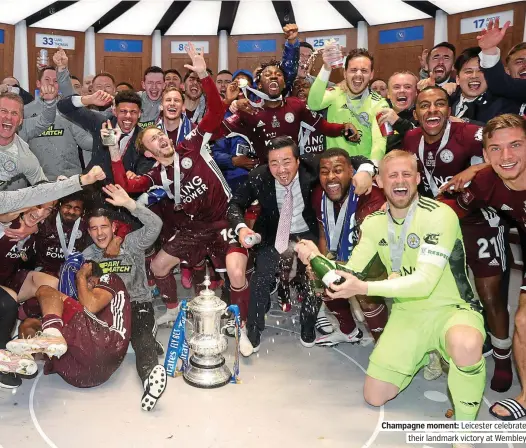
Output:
[
  {"xmin": 321, "ymin": 188, "xmax": 359, "ymax": 261},
  {"xmin": 58, "ymin": 252, "xmax": 85, "ymax": 300},
  {"xmin": 156, "ymin": 113, "xmax": 193, "ymax": 145}
]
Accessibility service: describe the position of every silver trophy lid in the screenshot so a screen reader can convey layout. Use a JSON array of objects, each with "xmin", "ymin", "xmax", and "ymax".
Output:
[{"xmin": 188, "ymin": 275, "xmax": 226, "ymax": 313}]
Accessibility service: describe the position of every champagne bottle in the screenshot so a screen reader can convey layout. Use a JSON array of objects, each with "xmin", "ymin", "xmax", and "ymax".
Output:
[{"xmin": 309, "ymin": 254, "xmax": 344, "ymax": 287}]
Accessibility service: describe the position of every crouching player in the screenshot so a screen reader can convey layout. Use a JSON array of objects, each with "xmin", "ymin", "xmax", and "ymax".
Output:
[{"xmin": 296, "ymin": 151, "xmax": 485, "ymax": 446}]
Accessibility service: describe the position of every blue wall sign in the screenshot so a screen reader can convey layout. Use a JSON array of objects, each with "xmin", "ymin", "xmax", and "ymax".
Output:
[
  {"xmin": 238, "ymin": 39, "xmax": 276, "ymax": 53},
  {"xmin": 0, "ymin": 30, "xmax": 4, "ymax": 45},
  {"xmin": 104, "ymin": 39, "xmax": 143, "ymax": 53},
  {"xmin": 379, "ymin": 26, "xmax": 424, "ymax": 45}
]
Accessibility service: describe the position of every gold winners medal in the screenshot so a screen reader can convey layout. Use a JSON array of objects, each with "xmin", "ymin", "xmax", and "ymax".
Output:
[{"xmin": 388, "ymin": 271, "xmax": 401, "ymax": 280}]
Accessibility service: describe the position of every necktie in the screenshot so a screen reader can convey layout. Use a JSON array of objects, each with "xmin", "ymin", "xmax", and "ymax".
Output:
[{"xmin": 275, "ymin": 183, "xmax": 294, "ymax": 254}]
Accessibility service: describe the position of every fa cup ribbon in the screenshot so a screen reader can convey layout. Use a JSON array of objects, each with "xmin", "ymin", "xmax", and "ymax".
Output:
[
  {"xmin": 164, "ymin": 300, "xmax": 188, "ymax": 377},
  {"xmin": 226, "ymin": 304, "xmax": 241, "ymax": 384}
]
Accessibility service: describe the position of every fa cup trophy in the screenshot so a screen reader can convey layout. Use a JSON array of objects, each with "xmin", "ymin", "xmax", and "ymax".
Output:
[{"xmin": 183, "ymin": 277, "xmax": 232, "ymax": 388}]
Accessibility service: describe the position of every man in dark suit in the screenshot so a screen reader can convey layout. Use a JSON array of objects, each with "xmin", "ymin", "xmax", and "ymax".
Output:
[
  {"xmin": 57, "ymin": 89, "xmax": 154, "ymax": 183},
  {"xmin": 228, "ymin": 136, "xmax": 375, "ymax": 353}
]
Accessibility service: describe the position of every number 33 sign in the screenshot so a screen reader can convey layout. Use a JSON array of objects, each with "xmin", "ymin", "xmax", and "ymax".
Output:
[{"xmin": 36, "ymin": 33, "xmax": 76, "ymax": 50}]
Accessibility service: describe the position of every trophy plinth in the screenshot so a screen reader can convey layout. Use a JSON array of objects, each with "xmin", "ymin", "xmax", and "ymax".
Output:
[{"xmin": 183, "ymin": 276, "xmax": 231, "ymax": 388}]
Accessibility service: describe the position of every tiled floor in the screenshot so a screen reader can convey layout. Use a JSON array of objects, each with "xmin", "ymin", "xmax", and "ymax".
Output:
[{"xmin": 0, "ymin": 271, "xmax": 523, "ymax": 448}]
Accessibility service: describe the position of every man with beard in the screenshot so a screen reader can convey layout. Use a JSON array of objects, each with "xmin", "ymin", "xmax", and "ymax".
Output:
[
  {"xmin": 445, "ymin": 114, "xmax": 526, "ymax": 421},
  {"xmin": 417, "ymin": 42, "xmax": 457, "ymax": 95},
  {"xmin": 404, "ymin": 86, "xmax": 512, "ymax": 392},
  {"xmin": 164, "ymin": 69, "xmax": 182, "ymax": 90},
  {"xmin": 377, "ymin": 71, "xmax": 419, "ymax": 152},
  {"xmin": 57, "ymin": 89, "xmax": 154, "ymax": 183},
  {"xmin": 106, "ymin": 46, "xmax": 255, "ymax": 355},
  {"xmin": 7, "ymin": 262, "xmax": 132, "ymax": 389},
  {"xmin": 311, "ymin": 148, "xmax": 387, "ymax": 346},
  {"xmin": 216, "ymin": 70, "xmax": 233, "ymax": 99},
  {"xmin": 82, "ymin": 184, "xmax": 165, "ymax": 409},
  {"xmin": 308, "ymin": 49, "xmax": 389, "ymax": 163},
  {"xmin": 295, "ymin": 150, "xmax": 485, "ymax": 440},
  {"xmin": 224, "ymin": 60, "xmax": 360, "ymax": 163},
  {"xmin": 184, "ymin": 70, "xmax": 206, "ymax": 124},
  {"xmin": 33, "ymin": 192, "xmax": 90, "ymax": 277},
  {"xmin": 138, "ymin": 66, "xmax": 165, "ymax": 128},
  {"xmin": 450, "ymin": 47, "xmax": 523, "ymax": 125}
]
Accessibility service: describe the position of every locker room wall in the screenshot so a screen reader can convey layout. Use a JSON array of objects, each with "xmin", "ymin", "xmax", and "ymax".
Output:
[
  {"xmin": 448, "ymin": 3, "xmax": 526, "ymax": 65},
  {"xmin": 95, "ymin": 33, "xmax": 152, "ymax": 91},
  {"xmin": 161, "ymin": 35, "xmax": 219, "ymax": 78},
  {"xmin": 228, "ymin": 33, "xmax": 285, "ymax": 77},
  {"xmin": 367, "ymin": 19, "xmax": 435, "ymax": 84},
  {"xmin": 300, "ymin": 28, "xmax": 357, "ymax": 84},
  {"xmin": 27, "ymin": 27, "xmax": 85, "ymax": 94},
  {"xmin": 0, "ymin": 23, "xmax": 15, "ymax": 80}
]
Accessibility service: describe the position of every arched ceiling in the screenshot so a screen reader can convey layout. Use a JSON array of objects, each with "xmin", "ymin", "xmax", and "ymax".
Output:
[{"xmin": 0, "ymin": 0, "xmax": 522, "ymax": 36}]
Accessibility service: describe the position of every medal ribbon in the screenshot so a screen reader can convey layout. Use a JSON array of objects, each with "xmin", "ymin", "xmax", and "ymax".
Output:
[
  {"xmin": 386, "ymin": 198, "xmax": 419, "ymax": 274},
  {"xmin": 418, "ymin": 120, "xmax": 451, "ymax": 197},
  {"xmin": 56, "ymin": 214, "xmax": 81, "ymax": 258},
  {"xmin": 241, "ymin": 85, "xmax": 282, "ymax": 107},
  {"xmin": 346, "ymin": 88, "xmax": 370, "ymax": 114}
]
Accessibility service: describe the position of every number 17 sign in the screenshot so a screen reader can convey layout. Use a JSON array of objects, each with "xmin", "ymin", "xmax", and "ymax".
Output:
[{"xmin": 460, "ymin": 10, "xmax": 514, "ymax": 34}]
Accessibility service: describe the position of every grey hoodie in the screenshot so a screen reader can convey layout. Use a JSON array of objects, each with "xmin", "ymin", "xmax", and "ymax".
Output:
[{"xmin": 82, "ymin": 203, "xmax": 162, "ymax": 303}]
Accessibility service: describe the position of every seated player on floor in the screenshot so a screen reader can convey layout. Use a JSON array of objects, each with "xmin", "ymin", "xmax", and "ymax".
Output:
[{"xmin": 7, "ymin": 260, "xmax": 131, "ymax": 388}]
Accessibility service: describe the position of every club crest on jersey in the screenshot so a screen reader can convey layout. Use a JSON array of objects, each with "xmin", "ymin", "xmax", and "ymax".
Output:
[
  {"xmin": 474, "ymin": 128, "xmax": 483, "ymax": 142},
  {"xmin": 461, "ymin": 190, "xmax": 474, "ymax": 205},
  {"xmin": 271, "ymin": 115, "xmax": 280, "ymax": 128},
  {"xmin": 181, "ymin": 157, "xmax": 193, "ymax": 170},
  {"xmin": 440, "ymin": 149, "xmax": 454, "ymax": 163},
  {"xmin": 3, "ymin": 160, "xmax": 16, "ymax": 172},
  {"xmin": 358, "ymin": 112, "xmax": 369, "ymax": 126},
  {"xmin": 285, "ymin": 112, "xmax": 294, "ymax": 123},
  {"xmin": 407, "ymin": 233, "xmax": 420, "ymax": 249},
  {"xmin": 100, "ymin": 274, "xmax": 110, "ymax": 284}
]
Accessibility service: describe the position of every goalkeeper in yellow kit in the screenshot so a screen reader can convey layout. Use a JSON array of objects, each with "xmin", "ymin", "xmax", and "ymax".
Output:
[
  {"xmin": 296, "ymin": 151, "xmax": 485, "ymax": 443},
  {"xmin": 307, "ymin": 48, "xmax": 388, "ymax": 163}
]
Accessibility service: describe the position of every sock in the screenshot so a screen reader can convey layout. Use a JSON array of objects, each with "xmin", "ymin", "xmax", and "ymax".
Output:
[
  {"xmin": 448, "ymin": 357, "xmax": 486, "ymax": 421},
  {"xmin": 363, "ymin": 303, "xmax": 388, "ymax": 341},
  {"xmin": 230, "ymin": 280, "xmax": 250, "ymax": 321},
  {"xmin": 154, "ymin": 273, "xmax": 178, "ymax": 308},
  {"xmin": 325, "ymin": 299, "xmax": 356, "ymax": 335},
  {"xmin": 41, "ymin": 314, "xmax": 64, "ymax": 335},
  {"xmin": 489, "ymin": 333, "xmax": 513, "ymax": 393}
]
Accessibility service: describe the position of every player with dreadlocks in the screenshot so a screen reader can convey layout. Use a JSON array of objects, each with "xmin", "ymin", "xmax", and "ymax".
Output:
[{"xmin": 223, "ymin": 60, "xmax": 362, "ymax": 163}]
